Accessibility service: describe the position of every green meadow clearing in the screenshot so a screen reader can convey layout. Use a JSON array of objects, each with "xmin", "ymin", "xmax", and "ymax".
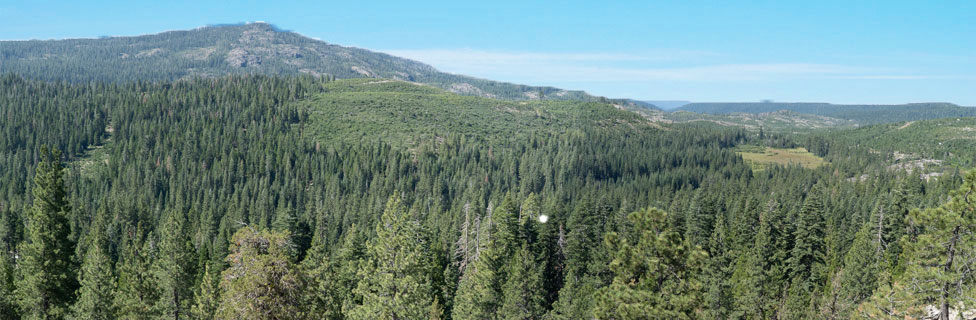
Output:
[{"xmin": 736, "ymin": 146, "xmax": 826, "ymax": 171}]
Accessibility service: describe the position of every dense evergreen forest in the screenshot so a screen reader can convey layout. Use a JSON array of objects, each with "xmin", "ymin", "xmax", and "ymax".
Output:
[{"xmin": 1, "ymin": 72, "xmax": 975, "ymax": 320}]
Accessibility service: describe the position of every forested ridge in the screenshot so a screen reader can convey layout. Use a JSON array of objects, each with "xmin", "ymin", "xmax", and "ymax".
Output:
[
  {"xmin": 678, "ymin": 102, "xmax": 976, "ymax": 125},
  {"xmin": 1, "ymin": 73, "xmax": 975, "ymax": 319}
]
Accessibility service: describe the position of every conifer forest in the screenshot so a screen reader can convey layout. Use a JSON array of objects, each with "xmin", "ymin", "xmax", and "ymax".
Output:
[{"xmin": 2, "ymin": 18, "xmax": 976, "ymax": 320}]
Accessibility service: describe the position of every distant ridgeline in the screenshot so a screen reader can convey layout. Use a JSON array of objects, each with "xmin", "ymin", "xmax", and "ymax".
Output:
[
  {"xmin": 0, "ymin": 22, "xmax": 653, "ymax": 110},
  {"xmin": 677, "ymin": 102, "xmax": 976, "ymax": 125}
]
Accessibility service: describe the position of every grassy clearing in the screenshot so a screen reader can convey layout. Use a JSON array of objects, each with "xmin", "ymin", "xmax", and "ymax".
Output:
[
  {"xmin": 736, "ymin": 146, "xmax": 826, "ymax": 171},
  {"xmin": 74, "ymin": 124, "xmax": 113, "ymax": 176}
]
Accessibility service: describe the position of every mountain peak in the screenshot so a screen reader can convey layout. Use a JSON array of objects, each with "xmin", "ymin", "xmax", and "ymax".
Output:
[{"xmin": 0, "ymin": 23, "xmax": 598, "ymax": 102}]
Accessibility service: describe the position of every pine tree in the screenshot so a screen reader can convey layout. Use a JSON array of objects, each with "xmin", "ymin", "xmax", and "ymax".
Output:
[
  {"xmin": 302, "ymin": 222, "xmax": 368, "ymax": 320},
  {"xmin": 300, "ymin": 234, "xmax": 334, "ymax": 319},
  {"xmin": 535, "ymin": 202, "xmax": 564, "ymax": 310},
  {"xmin": 877, "ymin": 185, "xmax": 911, "ymax": 272},
  {"xmin": 730, "ymin": 199, "xmax": 787, "ymax": 319},
  {"xmin": 548, "ymin": 197, "xmax": 603, "ymax": 319},
  {"xmin": 452, "ymin": 196, "xmax": 520, "ymax": 320},
  {"xmin": 217, "ymin": 227, "xmax": 304, "ymax": 320},
  {"xmin": 154, "ymin": 210, "xmax": 196, "ymax": 320},
  {"xmin": 594, "ymin": 208, "xmax": 705, "ymax": 319},
  {"xmin": 334, "ymin": 224, "xmax": 368, "ymax": 318},
  {"xmin": 548, "ymin": 269, "xmax": 599, "ymax": 320},
  {"xmin": 347, "ymin": 195, "xmax": 433, "ymax": 319},
  {"xmin": 837, "ymin": 220, "xmax": 880, "ymax": 305},
  {"xmin": 191, "ymin": 264, "xmax": 219, "ymax": 320},
  {"xmin": 893, "ymin": 170, "xmax": 976, "ymax": 320},
  {"xmin": 15, "ymin": 147, "xmax": 78, "ymax": 319},
  {"xmin": 452, "ymin": 244, "xmax": 502, "ymax": 320},
  {"xmin": 685, "ymin": 188, "xmax": 716, "ymax": 247},
  {"xmin": 702, "ymin": 213, "xmax": 733, "ymax": 319},
  {"xmin": 114, "ymin": 227, "xmax": 161, "ymax": 320},
  {"xmin": 70, "ymin": 221, "xmax": 115, "ymax": 320},
  {"xmin": 495, "ymin": 194, "xmax": 520, "ymax": 257},
  {"xmin": 497, "ymin": 195, "xmax": 546, "ymax": 319},
  {"xmin": 497, "ymin": 243, "xmax": 546, "ymax": 320},
  {"xmin": 274, "ymin": 206, "xmax": 311, "ymax": 261},
  {"xmin": 784, "ymin": 185, "xmax": 827, "ymax": 318},
  {"xmin": 0, "ymin": 249, "xmax": 18, "ymax": 319},
  {"xmin": 0, "ymin": 208, "xmax": 23, "ymax": 256},
  {"xmin": 854, "ymin": 270, "xmax": 912, "ymax": 319}
]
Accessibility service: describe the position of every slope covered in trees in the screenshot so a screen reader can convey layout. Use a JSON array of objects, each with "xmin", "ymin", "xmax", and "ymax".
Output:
[
  {"xmin": 1, "ymin": 72, "xmax": 975, "ymax": 319},
  {"xmin": 677, "ymin": 102, "xmax": 976, "ymax": 125},
  {"xmin": 663, "ymin": 110, "xmax": 858, "ymax": 133},
  {"xmin": 302, "ymin": 79, "xmax": 647, "ymax": 147},
  {"xmin": 814, "ymin": 117, "xmax": 976, "ymax": 167}
]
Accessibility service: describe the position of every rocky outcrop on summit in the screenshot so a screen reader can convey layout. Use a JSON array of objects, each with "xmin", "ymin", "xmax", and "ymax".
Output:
[{"xmin": 0, "ymin": 22, "xmax": 595, "ymax": 101}]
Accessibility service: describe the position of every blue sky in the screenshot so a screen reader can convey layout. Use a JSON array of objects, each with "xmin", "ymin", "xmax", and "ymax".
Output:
[{"xmin": 2, "ymin": 1, "xmax": 975, "ymax": 105}]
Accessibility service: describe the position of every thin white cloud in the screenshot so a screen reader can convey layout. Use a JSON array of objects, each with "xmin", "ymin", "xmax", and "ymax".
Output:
[
  {"xmin": 834, "ymin": 75, "xmax": 972, "ymax": 80},
  {"xmin": 381, "ymin": 48, "xmax": 943, "ymax": 83},
  {"xmin": 590, "ymin": 63, "xmax": 865, "ymax": 82}
]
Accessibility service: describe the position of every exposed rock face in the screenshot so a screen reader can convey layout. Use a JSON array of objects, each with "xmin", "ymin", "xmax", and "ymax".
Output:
[
  {"xmin": 183, "ymin": 47, "xmax": 216, "ymax": 60},
  {"xmin": 226, "ymin": 48, "xmax": 261, "ymax": 67},
  {"xmin": 239, "ymin": 25, "xmax": 275, "ymax": 44},
  {"xmin": 392, "ymin": 71, "xmax": 412, "ymax": 81},
  {"xmin": 135, "ymin": 48, "xmax": 165, "ymax": 58},
  {"xmin": 275, "ymin": 45, "xmax": 301, "ymax": 58},
  {"xmin": 350, "ymin": 66, "xmax": 372, "ymax": 76},
  {"xmin": 449, "ymin": 83, "xmax": 496, "ymax": 98},
  {"xmin": 924, "ymin": 305, "xmax": 976, "ymax": 320},
  {"xmin": 224, "ymin": 24, "xmax": 306, "ymax": 68}
]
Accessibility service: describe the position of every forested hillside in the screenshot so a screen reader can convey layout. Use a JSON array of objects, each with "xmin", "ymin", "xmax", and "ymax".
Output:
[
  {"xmin": 663, "ymin": 110, "xmax": 858, "ymax": 133},
  {"xmin": 0, "ymin": 22, "xmax": 604, "ymax": 102},
  {"xmin": 2, "ymin": 72, "xmax": 975, "ymax": 319},
  {"xmin": 808, "ymin": 117, "xmax": 976, "ymax": 179},
  {"xmin": 678, "ymin": 102, "xmax": 976, "ymax": 125},
  {"xmin": 300, "ymin": 79, "xmax": 648, "ymax": 147}
]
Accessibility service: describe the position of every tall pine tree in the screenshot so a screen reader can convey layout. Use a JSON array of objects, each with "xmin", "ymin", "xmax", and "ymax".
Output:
[
  {"xmin": 15, "ymin": 147, "xmax": 78, "ymax": 319},
  {"xmin": 702, "ymin": 213, "xmax": 733, "ymax": 318},
  {"xmin": 347, "ymin": 195, "xmax": 434, "ymax": 319},
  {"xmin": 892, "ymin": 170, "xmax": 976, "ymax": 320},
  {"xmin": 154, "ymin": 210, "xmax": 196, "ymax": 320},
  {"xmin": 0, "ymin": 249, "xmax": 17, "ymax": 318},
  {"xmin": 731, "ymin": 198, "xmax": 788, "ymax": 319},
  {"xmin": 548, "ymin": 197, "xmax": 604, "ymax": 319},
  {"xmin": 784, "ymin": 184, "xmax": 828, "ymax": 319},
  {"xmin": 191, "ymin": 264, "xmax": 219, "ymax": 320},
  {"xmin": 302, "ymin": 222, "xmax": 368, "ymax": 319},
  {"xmin": 113, "ymin": 226, "xmax": 160, "ymax": 320},
  {"xmin": 497, "ymin": 243, "xmax": 546, "ymax": 319},
  {"xmin": 217, "ymin": 227, "xmax": 304, "ymax": 320},
  {"xmin": 453, "ymin": 196, "xmax": 520, "ymax": 319},
  {"xmin": 594, "ymin": 208, "xmax": 705, "ymax": 319},
  {"xmin": 70, "ymin": 217, "xmax": 115, "ymax": 320}
]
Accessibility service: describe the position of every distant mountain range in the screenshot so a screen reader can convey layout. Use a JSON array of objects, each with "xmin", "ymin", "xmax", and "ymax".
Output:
[
  {"xmin": 7, "ymin": 22, "xmax": 976, "ymax": 123},
  {"xmin": 2, "ymin": 22, "xmax": 655, "ymax": 107},
  {"xmin": 677, "ymin": 102, "xmax": 976, "ymax": 125}
]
